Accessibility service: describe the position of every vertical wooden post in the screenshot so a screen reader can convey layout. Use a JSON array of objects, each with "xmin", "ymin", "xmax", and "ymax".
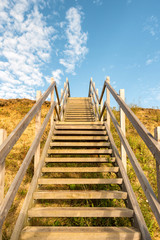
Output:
[
  {"xmin": 106, "ymin": 76, "xmax": 110, "ymax": 129},
  {"xmin": 50, "ymin": 77, "xmax": 54, "ymax": 128},
  {"xmin": 34, "ymin": 90, "xmax": 42, "ymax": 173},
  {"xmin": 63, "ymin": 82, "xmax": 66, "ymax": 113},
  {"xmin": 119, "ymin": 89, "xmax": 127, "ymax": 171},
  {"xmin": 93, "ymin": 82, "xmax": 96, "ymax": 119},
  {"xmin": 90, "ymin": 78, "xmax": 93, "ymax": 97},
  {"xmin": 0, "ymin": 129, "xmax": 7, "ymax": 240},
  {"xmin": 96, "ymin": 89, "xmax": 99, "ymax": 118},
  {"xmin": 101, "ymin": 98, "xmax": 103, "ymax": 122},
  {"xmin": 154, "ymin": 127, "xmax": 160, "ymax": 202},
  {"xmin": 61, "ymin": 89, "xmax": 63, "ymax": 121},
  {"xmin": 66, "ymin": 78, "xmax": 69, "ymax": 97}
]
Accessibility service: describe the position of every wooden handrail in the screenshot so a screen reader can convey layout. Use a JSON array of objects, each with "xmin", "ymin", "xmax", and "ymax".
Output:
[
  {"xmin": 105, "ymin": 81, "xmax": 160, "ymax": 165},
  {"xmin": 89, "ymin": 80, "xmax": 100, "ymax": 103},
  {"xmin": 105, "ymin": 122, "xmax": 151, "ymax": 240},
  {"xmin": 104, "ymin": 101, "xmax": 160, "ymax": 226},
  {"xmin": 0, "ymin": 78, "xmax": 70, "ymax": 232},
  {"xmin": 0, "ymin": 81, "xmax": 56, "ymax": 165},
  {"xmin": 0, "ymin": 101, "xmax": 57, "ymax": 229},
  {"xmin": 89, "ymin": 77, "xmax": 160, "ymax": 227}
]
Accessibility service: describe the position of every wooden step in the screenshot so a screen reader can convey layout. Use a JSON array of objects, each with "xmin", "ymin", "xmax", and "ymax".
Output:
[
  {"xmin": 55, "ymin": 125, "xmax": 105, "ymax": 130},
  {"xmin": 52, "ymin": 136, "xmax": 108, "ymax": 141},
  {"xmin": 50, "ymin": 142, "xmax": 110, "ymax": 147},
  {"xmin": 20, "ymin": 226, "xmax": 141, "ymax": 240},
  {"xmin": 38, "ymin": 178, "xmax": 123, "ymax": 185},
  {"xmin": 56, "ymin": 122, "xmax": 103, "ymax": 125},
  {"xmin": 54, "ymin": 130, "xmax": 106, "ymax": 135},
  {"xmin": 33, "ymin": 190, "xmax": 127, "ymax": 200},
  {"xmin": 45, "ymin": 157, "xmax": 115, "ymax": 163},
  {"xmin": 47, "ymin": 149, "xmax": 112, "ymax": 155},
  {"xmin": 28, "ymin": 207, "xmax": 133, "ymax": 218},
  {"xmin": 42, "ymin": 167, "xmax": 119, "ymax": 173}
]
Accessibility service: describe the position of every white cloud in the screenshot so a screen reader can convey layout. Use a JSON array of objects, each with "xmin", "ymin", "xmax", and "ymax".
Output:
[
  {"xmin": 93, "ymin": 0, "xmax": 103, "ymax": 6},
  {"xmin": 143, "ymin": 15, "xmax": 159, "ymax": 38},
  {"xmin": 146, "ymin": 51, "xmax": 160, "ymax": 65},
  {"xmin": 52, "ymin": 69, "xmax": 64, "ymax": 84},
  {"xmin": 59, "ymin": 7, "xmax": 88, "ymax": 74},
  {"xmin": 0, "ymin": 0, "xmax": 56, "ymax": 99}
]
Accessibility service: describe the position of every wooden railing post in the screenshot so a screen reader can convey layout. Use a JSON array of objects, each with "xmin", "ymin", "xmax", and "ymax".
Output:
[
  {"xmin": 34, "ymin": 90, "xmax": 42, "ymax": 173},
  {"xmin": 61, "ymin": 89, "xmax": 63, "ymax": 121},
  {"xmin": 119, "ymin": 89, "xmax": 127, "ymax": 171},
  {"xmin": 106, "ymin": 76, "xmax": 110, "ymax": 129},
  {"xmin": 93, "ymin": 82, "xmax": 96, "ymax": 119},
  {"xmin": 154, "ymin": 127, "xmax": 160, "ymax": 202},
  {"xmin": 66, "ymin": 78, "xmax": 69, "ymax": 97},
  {"xmin": 96, "ymin": 89, "xmax": 99, "ymax": 118},
  {"xmin": 101, "ymin": 97, "xmax": 103, "ymax": 122},
  {"xmin": 0, "ymin": 129, "xmax": 7, "ymax": 240},
  {"xmin": 63, "ymin": 82, "xmax": 67, "ymax": 113},
  {"xmin": 50, "ymin": 77, "xmax": 54, "ymax": 128}
]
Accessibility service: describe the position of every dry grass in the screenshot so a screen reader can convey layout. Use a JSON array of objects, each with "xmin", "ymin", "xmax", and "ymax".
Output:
[
  {"xmin": 0, "ymin": 98, "xmax": 50, "ymax": 239},
  {"xmin": 111, "ymin": 106, "xmax": 160, "ymax": 240},
  {"xmin": 0, "ymin": 100, "xmax": 160, "ymax": 239}
]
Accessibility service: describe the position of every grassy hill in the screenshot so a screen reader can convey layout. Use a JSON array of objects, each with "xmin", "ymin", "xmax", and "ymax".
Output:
[{"xmin": 0, "ymin": 99, "xmax": 160, "ymax": 239}]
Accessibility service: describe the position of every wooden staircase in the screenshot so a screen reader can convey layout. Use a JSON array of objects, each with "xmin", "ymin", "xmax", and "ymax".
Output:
[{"xmin": 20, "ymin": 97, "xmax": 141, "ymax": 239}]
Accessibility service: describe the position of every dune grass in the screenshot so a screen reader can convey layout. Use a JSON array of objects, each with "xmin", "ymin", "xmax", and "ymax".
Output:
[{"xmin": 0, "ymin": 99, "xmax": 160, "ymax": 239}]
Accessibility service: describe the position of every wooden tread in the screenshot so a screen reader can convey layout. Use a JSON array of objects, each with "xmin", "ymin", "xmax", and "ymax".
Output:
[
  {"xmin": 52, "ymin": 136, "xmax": 108, "ymax": 141},
  {"xmin": 50, "ymin": 142, "xmax": 110, "ymax": 147},
  {"xmin": 20, "ymin": 226, "xmax": 141, "ymax": 240},
  {"xmin": 45, "ymin": 157, "xmax": 115, "ymax": 163},
  {"xmin": 42, "ymin": 167, "xmax": 119, "ymax": 173},
  {"xmin": 55, "ymin": 125, "xmax": 105, "ymax": 130},
  {"xmin": 28, "ymin": 207, "xmax": 133, "ymax": 218},
  {"xmin": 38, "ymin": 178, "xmax": 123, "ymax": 185},
  {"xmin": 33, "ymin": 190, "xmax": 127, "ymax": 199},
  {"xmin": 54, "ymin": 130, "xmax": 106, "ymax": 135},
  {"xmin": 47, "ymin": 149, "xmax": 112, "ymax": 155}
]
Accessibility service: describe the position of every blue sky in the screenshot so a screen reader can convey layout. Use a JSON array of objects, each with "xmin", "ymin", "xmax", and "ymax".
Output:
[{"xmin": 0, "ymin": 0, "xmax": 160, "ymax": 108}]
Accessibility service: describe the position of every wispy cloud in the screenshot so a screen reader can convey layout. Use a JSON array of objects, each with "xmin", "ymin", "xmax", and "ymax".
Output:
[
  {"xmin": 0, "ymin": 0, "xmax": 55, "ymax": 99},
  {"xmin": 143, "ymin": 15, "xmax": 159, "ymax": 39},
  {"xmin": 127, "ymin": 0, "xmax": 132, "ymax": 4},
  {"xmin": 59, "ymin": 7, "xmax": 88, "ymax": 74},
  {"xmin": 93, "ymin": 0, "xmax": 103, "ymax": 6},
  {"xmin": 145, "ymin": 51, "xmax": 160, "ymax": 65},
  {"xmin": 52, "ymin": 69, "xmax": 64, "ymax": 84}
]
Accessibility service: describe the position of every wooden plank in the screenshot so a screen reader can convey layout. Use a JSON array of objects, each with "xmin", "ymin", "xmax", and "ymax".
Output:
[
  {"xmin": 0, "ymin": 81, "xmax": 56, "ymax": 165},
  {"xmin": 56, "ymin": 122, "xmax": 103, "ymax": 125},
  {"xmin": 47, "ymin": 149, "xmax": 112, "ymax": 155},
  {"xmin": 20, "ymin": 226, "xmax": 141, "ymax": 240},
  {"xmin": 105, "ymin": 122, "xmax": 152, "ymax": 240},
  {"xmin": 50, "ymin": 142, "xmax": 110, "ymax": 147},
  {"xmin": 38, "ymin": 178, "xmax": 122, "ymax": 185},
  {"xmin": 42, "ymin": 167, "xmax": 119, "ymax": 173},
  {"xmin": 33, "ymin": 190, "xmax": 127, "ymax": 199},
  {"xmin": 52, "ymin": 136, "xmax": 108, "ymax": 141},
  {"xmin": 54, "ymin": 130, "xmax": 106, "ymax": 135},
  {"xmin": 45, "ymin": 157, "xmax": 115, "ymax": 163},
  {"xmin": 28, "ymin": 207, "xmax": 133, "ymax": 218},
  {"xmin": 55, "ymin": 125, "xmax": 105, "ymax": 130}
]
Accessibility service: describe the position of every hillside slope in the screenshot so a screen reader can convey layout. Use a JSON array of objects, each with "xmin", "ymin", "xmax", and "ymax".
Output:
[{"xmin": 0, "ymin": 99, "xmax": 160, "ymax": 239}]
